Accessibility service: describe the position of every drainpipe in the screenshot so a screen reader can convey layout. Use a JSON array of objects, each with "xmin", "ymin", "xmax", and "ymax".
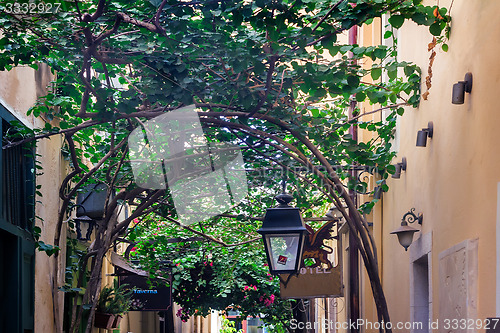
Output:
[{"xmin": 348, "ymin": 24, "xmax": 360, "ymax": 333}]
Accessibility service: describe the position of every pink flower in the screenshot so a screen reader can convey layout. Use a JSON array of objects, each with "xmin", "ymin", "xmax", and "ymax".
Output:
[
  {"xmin": 177, "ymin": 307, "xmax": 189, "ymax": 322},
  {"xmin": 253, "ymin": 286, "xmax": 257, "ymax": 291},
  {"xmin": 130, "ymin": 247, "xmax": 137, "ymax": 252},
  {"xmin": 263, "ymin": 295, "xmax": 275, "ymax": 307},
  {"xmin": 263, "ymin": 263, "xmax": 268, "ymax": 267},
  {"xmin": 209, "ymin": 262, "xmax": 213, "ymax": 267}
]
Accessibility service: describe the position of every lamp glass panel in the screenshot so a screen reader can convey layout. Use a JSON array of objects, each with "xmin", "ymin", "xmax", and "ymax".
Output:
[
  {"xmin": 265, "ymin": 233, "xmax": 300, "ymax": 271},
  {"xmin": 397, "ymin": 231, "xmax": 415, "ymax": 249},
  {"xmin": 79, "ymin": 222, "xmax": 90, "ymax": 239},
  {"xmin": 76, "ymin": 219, "xmax": 94, "ymax": 240}
]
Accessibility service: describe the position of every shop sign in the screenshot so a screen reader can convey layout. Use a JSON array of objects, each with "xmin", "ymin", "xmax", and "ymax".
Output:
[
  {"xmin": 120, "ymin": 273, "xmax": 171, "ymax": 311},
  {"xmin": 112, "ymin": 252, "xmax": 171, "ymax": 311},
  {"xmin": 279, "ymin": 221, "xmax": 343, "ymax": 298}
]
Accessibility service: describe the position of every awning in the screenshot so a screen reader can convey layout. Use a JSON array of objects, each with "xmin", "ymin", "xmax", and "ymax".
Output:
[{"xmin": 110, "ymin": 252, "xmax": 148, "ymax": 277}]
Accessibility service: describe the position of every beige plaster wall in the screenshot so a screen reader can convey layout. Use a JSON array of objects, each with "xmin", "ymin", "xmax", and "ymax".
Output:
[
  {"xmin": 375, "ymin": 0, "xmax": 500, "ymax": 328},
  {"xmin": 357, "ymin": 18, "xmax": 383, "ymax": 327},
  {"xmin": 35, "ymin": 133, "xmax": 66, "ymax": 333},
  {"xmin": 0, "ymin": 66, "xmax": 38, "ymax": 126},
  {"xmin": 0, "ymin": 64, "xmax": 65, "ymax": 332}
]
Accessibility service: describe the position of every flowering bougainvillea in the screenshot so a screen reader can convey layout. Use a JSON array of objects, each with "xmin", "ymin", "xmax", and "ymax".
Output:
[
  {"xmin": 127, "ymin": 215, "xmax": 293, "ymax": 332},
  {"xmin": 168, "ymin": 249, "xmax": 292, "ymax": 329}
]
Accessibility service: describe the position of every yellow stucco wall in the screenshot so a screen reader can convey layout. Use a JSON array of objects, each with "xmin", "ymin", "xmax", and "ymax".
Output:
[
  {"xmin": 369, "ymin": 0, "xmax": 499, "ymax": 329},
  {"xmin": 0, "ymin": 64, "xmax": 66, "ymax": 331}
]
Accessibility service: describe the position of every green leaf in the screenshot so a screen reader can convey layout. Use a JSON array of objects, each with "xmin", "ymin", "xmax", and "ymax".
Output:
[
  {"xmin": 371, "ymin": 68, "xmax": 382, "ymax": 80},
  {"xmin": 148, "ymin": 0, "xmax": 163, "ymax": 7},
  {"xmin": 352, "ymin": 46, "xmax": 366, "ymax": 55},
  {"xmin": 347, "ymin": 75, "xmax": 360, "ymax": 88},
  {"xmin": 403, "ymin": 65, "xmax": 414, "ymax": 76},
  {"xmin": 356, "ymin": 92, "xmax": 366, "ymax": 102},
  {"xmin": 438, "ymin": 7, "xmax": 448, "ymax": 16},
  {"xmin": 387, "ymin": 68, "xmax": 397, "ymax": 80},
  {"xmin": 327, "ymin": 45, "xmax": 340, "ymax": 57},
  {"xmin": 429, "ymin": 22, "xmax": 442, "ymax": 36},
  {"xmin": 411, "ymin": 12, "xmax": 428, "ymax": 25},
  {"xmin": 389, "ymin": 15, "xmax": 405, "ymax": 29},
  {"xmin": 373, "ymin": 48, "xmax": 387, "ymax": 59},
  {"xmin": 339, "ymin": 45, "xmax": 352, "ymax": 54},
  {"xmin": 441, "ymin": 43, "xmax": 449, "ymax": 52}
]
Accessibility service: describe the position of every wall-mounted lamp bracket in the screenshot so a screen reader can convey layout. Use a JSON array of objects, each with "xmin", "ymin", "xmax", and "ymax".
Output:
[
  {"xmin": 423, "ymin": 122, "xmax": 433, "ymax": 138},
  {"xmin": 391, "ymin": 157, "xmax": 407, "ymax": 179},
  {"xmin": 416, "ymin": 121, "xmax": 434, "ymax": 147},
  {"xmin": 400, "ymin": 157, "xmax": 407, "ymax": 171},
  {"xmin": 401, "ymin": 207, "xmax": 423, "ymax": 225},
  {"xmin": 463, "ymin": 72, "xmax": 473, "ymax": 93},
  {"xmin": 452, "ymin": 72, "xmax": 473, "ymax": 104}
]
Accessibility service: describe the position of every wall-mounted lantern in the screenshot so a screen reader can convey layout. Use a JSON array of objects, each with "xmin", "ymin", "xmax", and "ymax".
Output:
[
  {"xmin": 391, "ymin": 157, "xmax": 407, "ymax": 179},
  {"xmin": 390, "ymin": 208, "xmax": 423, "ymax": 251},
  {"xmin": 452, "ymin": 72, "xmax": 473, "ymax": 104},
  {"xmin": 258, "ymin": 193, "xmax": 310, "ymax": 275},
  {"xmin": 416, "ymin": 122, "xmax": 434, "ymax": 147}
]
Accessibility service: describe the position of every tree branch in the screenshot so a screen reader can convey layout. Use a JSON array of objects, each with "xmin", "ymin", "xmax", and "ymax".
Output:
[
  {"xmin": 247, "ymin": 55, "xmax": 278, "ymax": 117},
  {"xmin": 165, "ymin": 215, "xmax": 260, "ymax": 247},
  {"xmin": 311, "ymin": 0, "xmax": 345, "ymax": 34},
  {"xmin": 340, "ymin": 102, "xmax": 408, "ymax": 125},
  {"xmin": 116, "ymin": 12, "xmax": 164, "ymax": 34},
  {"xmin": 82, "ymin": 0, "xmax": 107, "ymax": 22}
]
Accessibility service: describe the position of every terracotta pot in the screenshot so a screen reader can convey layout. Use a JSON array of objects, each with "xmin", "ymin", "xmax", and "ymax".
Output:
[{"xmin": 94, "ymin": 312, "xmax": 115, "ymax": 329}]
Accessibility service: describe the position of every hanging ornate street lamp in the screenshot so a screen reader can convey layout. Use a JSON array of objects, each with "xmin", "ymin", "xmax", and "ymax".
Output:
[{"xmin": 258, "ymin": 193, "xmax": 310, "ymax": 275}]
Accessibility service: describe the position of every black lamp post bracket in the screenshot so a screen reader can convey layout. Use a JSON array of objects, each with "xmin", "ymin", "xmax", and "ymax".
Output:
[{"xmin": 401, "ymin": 208, "xmax": 423, "ymax": 225}]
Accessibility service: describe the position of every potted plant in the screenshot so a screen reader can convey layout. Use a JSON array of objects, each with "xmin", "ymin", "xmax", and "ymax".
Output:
[
  {"xmin": 95, "ymin": 281, "xmax": 132, "ymax": 329},
  {"xmin": 95, "ymin": 286, "xmax": 116, "ymax": 329}
]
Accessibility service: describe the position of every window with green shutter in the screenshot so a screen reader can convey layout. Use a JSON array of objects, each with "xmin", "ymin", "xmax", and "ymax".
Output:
[{"xmin": 0, "ymin": 105, "xmax": 36, "ymax": 333}]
